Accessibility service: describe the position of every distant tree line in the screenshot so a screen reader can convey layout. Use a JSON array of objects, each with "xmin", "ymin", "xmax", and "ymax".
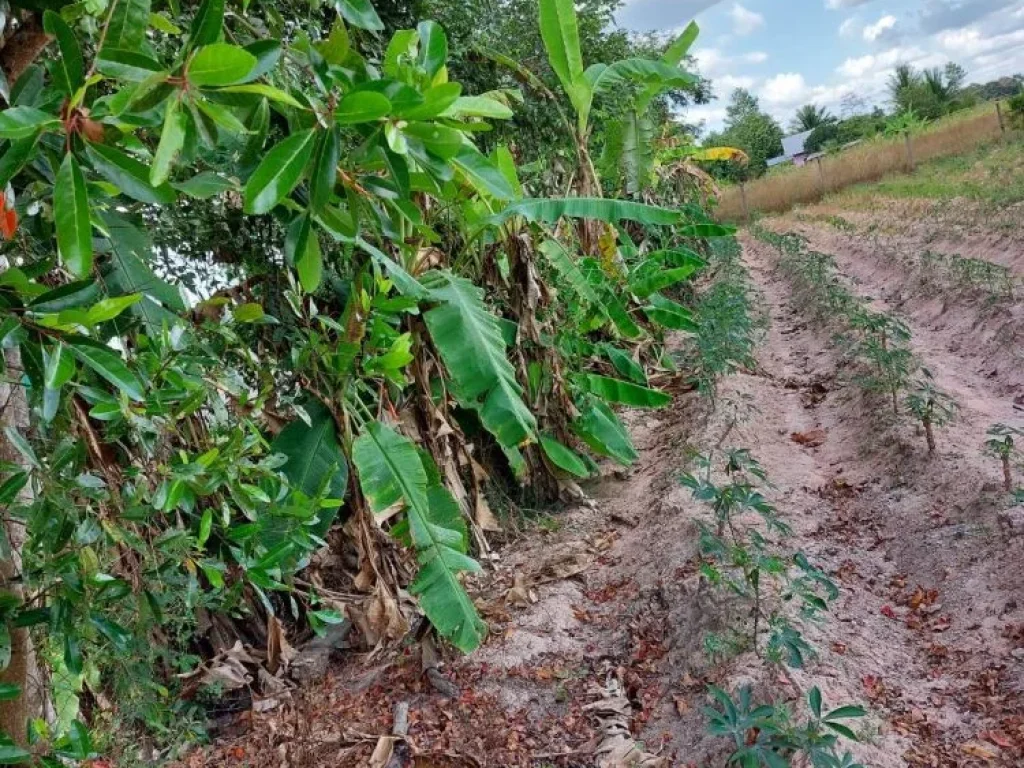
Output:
[{"xmin": 697, "ymin": 62, "xmax": 1022, "ymax": 181}]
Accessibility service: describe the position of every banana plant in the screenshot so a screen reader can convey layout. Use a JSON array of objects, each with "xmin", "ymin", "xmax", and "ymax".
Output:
[{"xmin": 537, "ymin": 0, "xmax": 697, "ymax": 191}]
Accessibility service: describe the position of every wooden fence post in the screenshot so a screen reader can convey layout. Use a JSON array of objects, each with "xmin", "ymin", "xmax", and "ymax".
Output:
[
  {"xmin": 739, "ymin": 181, "xmax": 750, "ymax": 222},
  {"xmin": 904, "ymin": 132, "xmax": 915, "ymax": 171},
  {"xmin": 996, "ymin": 101, "xmax": 1006, "ymax": 135},
  {"xmin": 815, "ymin": 156, "xmax": 826, "ymax": 194}
]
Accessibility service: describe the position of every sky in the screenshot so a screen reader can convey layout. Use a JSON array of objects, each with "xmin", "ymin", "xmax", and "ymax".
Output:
[{"xmin": 614, "ymin": 0, "xmax": 1024, "ymax": 134}]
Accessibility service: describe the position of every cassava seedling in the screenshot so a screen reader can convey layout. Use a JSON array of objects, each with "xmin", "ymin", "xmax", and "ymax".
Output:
[
  {"xmin": 985, "ymin": 424, "xmax": 1023, "ymax": 492},
  {"xmin": 904, "ymin": 372, "xmax": 957, "ymax": 454}
]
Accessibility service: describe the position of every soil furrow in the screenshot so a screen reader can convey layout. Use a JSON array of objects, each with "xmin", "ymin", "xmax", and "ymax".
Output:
[{"xmin": 737, "ymin": 231, "xmax": 1024, "ymax": 766}]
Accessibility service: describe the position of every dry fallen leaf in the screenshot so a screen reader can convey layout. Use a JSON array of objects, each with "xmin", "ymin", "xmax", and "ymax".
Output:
[
  {"xmin": 960, "ymin": 742, "xmax": 999, "ymax": 760},
  {"xmin": 790, "ymin": 428, "xmax": 826, "ymax": 447}
]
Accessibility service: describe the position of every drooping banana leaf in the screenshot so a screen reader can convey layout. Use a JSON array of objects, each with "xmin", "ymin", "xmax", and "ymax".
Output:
[
  {"xmin": 628, "ymin": 259, "xmax": 702, "ymax": 298},
  {"xmin": 490, "ymin": 198, "xmax": 683, "ymax": 228},
  {"xmin": 421, "ymin": 270, "xmax": 536, "ymax": 450},
  {"xmin": 587, "ymin": 58, "xmax": 695, "ymax": 96},
  {"xmin": 539, "ymin": 435, "xmax": 590, "ymax": 478},
  {"xmin": 572, "ymin": 396, "xmax": 638, "ymax": 466},
  {"xmin": 643, "ymin": 293, "xmax": 698, "ymax": 332},
  {"xmin": 352, "ymin": 421, "xmax": 485, "ymax": 653},
  {"xmin": 602, "ymin": 344, "xmax": 647, "ymax": 385},
  {"xmin": 580, "ymin": 258, "xmax": 642, "ymax": 338},
  {"xmin": 575, "ymin": 373, "xmax": 670, "ymax": 408},
  {"xmin": 636, "ymin": 21, "xmax": 699, "ymax": 111}
]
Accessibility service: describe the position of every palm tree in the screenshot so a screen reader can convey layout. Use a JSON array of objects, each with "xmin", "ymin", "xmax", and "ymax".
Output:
[
  {"xmin": 789, "ymin": 103, "xmax": 835, "ymax": 133},
  {"xmin": 887, "ymin": 63, "xmax": 919, "ymax": 109}
]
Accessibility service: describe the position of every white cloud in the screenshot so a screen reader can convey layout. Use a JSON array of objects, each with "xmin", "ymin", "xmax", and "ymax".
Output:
[
  {"xmin": 839, "ymin": 17, "xmax": 860, "ymax": 36},
  {"xmin": 718, "ymin": 74, "xmax": 758, "ymax": 90},
  {"xmin": 729, "ymin": 3, "xmax": 765, "ymax": 36},
  {"xmin": 836, "ymin": 45, "xmax": 927, "ymax": 78},
  {"xmin": 936, "ymin": 26, "xmax": 1024, "ymax": 57},
  {"xmin": 826, "ymin": 0, "xmax": 874, "ymax": 8},
  {"xmin": 694, "ymin": 47, "xmax": 768, "ymax": 77},
  {"xmin": 761, "ymin": 73, "xmax": 808, "ymax": 105},
  {"xmin": 863, "ymin": 14, "xmax": 898, "ymax": 42}
]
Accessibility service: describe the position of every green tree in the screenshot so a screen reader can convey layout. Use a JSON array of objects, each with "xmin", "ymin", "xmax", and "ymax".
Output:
[
  {"xmin": 707, "ymin": 89, "xmax": 784, "ymax": 178},
  {"xmin": 790, "ymin": 103, "xmax": 835, "ymax": 133},
  {"xmin": 0, "ymin": 0, "xmax": 732, "ymax": 756}
]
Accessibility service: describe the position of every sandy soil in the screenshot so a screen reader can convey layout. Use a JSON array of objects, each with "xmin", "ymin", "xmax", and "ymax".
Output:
[{"xmin": 189, "ymin": 208, "xmax": 1024, "ymax": 768}]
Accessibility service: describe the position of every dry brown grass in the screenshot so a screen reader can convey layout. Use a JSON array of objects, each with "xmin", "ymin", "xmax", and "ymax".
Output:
[{"xmin": 715, "ymin": 104, "xmax": 1008, "ymax": 222}]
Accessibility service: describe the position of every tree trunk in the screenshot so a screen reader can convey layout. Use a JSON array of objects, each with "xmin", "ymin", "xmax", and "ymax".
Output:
[
  {"xmin": 1003, "ymin": 455, "xmax": 1013, "ymax": 492},
  {"xmin": 923, "ymin": 417, "xmax": 935, "ymax": 455},
  {"xmin": 0, "ymin": 329, "xmax": 42, "ymax": 745}
]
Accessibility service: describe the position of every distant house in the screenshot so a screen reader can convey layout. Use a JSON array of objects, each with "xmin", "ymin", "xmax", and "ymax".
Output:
[{"xmin": 767, "ymin": 128, "xmax": 815, "ymax": 168}]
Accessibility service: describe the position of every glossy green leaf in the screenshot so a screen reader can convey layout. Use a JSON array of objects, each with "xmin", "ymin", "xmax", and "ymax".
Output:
[
  {"xmin": 43, "ymin": 11, "xmax": 84, "ymax": 95},
  {"xmin": 309, "ymin": 126, "xmax": 340, "ymax": 211},
  {"xmin": 105, "ymin": 0, "xmax": 151, "ymax": 50},
  {"xmin": 397, "ymin": 82, "xmax": 461, "ymax": 120},
  {"xmin": 296, "ymin": 221, "xmax": 323, "ymax": 292},
  {"xmin": 96, "ymin": 48, "xmax": 165, "ymax": 81},
  {"xmin": 85, "ymin": 294, "xmax": 143, "ymax": 324},
  {"xmin": 416, "ymin": 20, "xmax": 447, "ymax": 78},
  {"xmin": 215, "ymin": 83, "xmax": 303, "ymax": 108},
  {"xmin": 336, "ymin": 91, "xmax": 391, "ymax": 124},
  {"xmin": 0, "ymin": 107, "xmax": 60, "ymax": 140},
  {"xmin": 271, "ymin": 399, "xmax": 347, "ymax": 537},
  {"xmin": 54, "ymin": 154, "xmax": 93, "ymax": 277},
  {"xmin": 444, "ymin": 95, "xmax": 514, "ymax": 119},
  {"xmin": 0, "ymin": 136, "xmax": 39, "ymax": 188},
  {"xmin": 190, "ymin": 0, "xmax": 225, "ymax": 46},
  {"xmin": 67, "ymin": 338, "xmax": 144, "ymax": 400},
  {"xmin": 243, "ymin": 129, "xmax": 315, "ymax": 214},
  {"xmin": 335, "ymin": 0, "xmax": 383, "ymax": 31},
  {"xmin": 540, "ymin": 435, "xmax": 589, "ymax": 478},
  {"xmin": 188, "ymin": 43, "xmax": 257, "ymax": 86},
  {"xmin": 150, "ymin": 99, "xmax": 186, "ymax": 185},
  {"xmin": 102, "ymin": 212, "xmax": 186, "ymax": 313},
  {"xmin": 85, "ymin": 143, "xmax": 175, "ymax": 204},
  {"xmin": 172, "ymin": 171, "xmax": 236, "ymax": 199}
]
